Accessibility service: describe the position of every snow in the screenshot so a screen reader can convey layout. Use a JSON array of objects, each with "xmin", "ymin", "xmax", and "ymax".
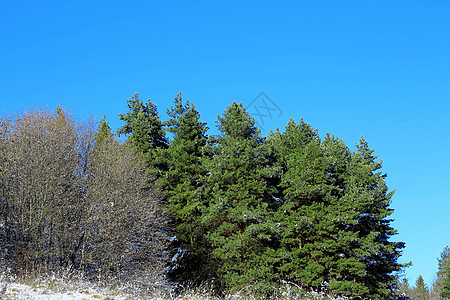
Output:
[
  {"xmin": 0, "ymin": 280, "xmax": 130, "ymax": 300},
  {"xmin": 0, "ymin": 275, "xmax": 350, "ymax": 299}
]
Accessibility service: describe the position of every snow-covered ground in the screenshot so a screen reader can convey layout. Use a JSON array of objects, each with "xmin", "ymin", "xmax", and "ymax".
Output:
[
  {"xmin": 0, "ymin": 281, "xmax": 131, "ymax": 299},
  {"xmin": 0, "ymin": 268, "xmax": 172, "ymax": 299},
  {"xmin": 0, "ymin": 274, "xmax": 350, "ymax": 299}
]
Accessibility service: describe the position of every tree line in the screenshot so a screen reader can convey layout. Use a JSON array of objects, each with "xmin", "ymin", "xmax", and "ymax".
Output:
[
  {"xmin": 0, "ymin": 106, "xmax": 167, "ymax": 281},
  {"xmin": 0, "ymin": 93, "xmax": 410, "ymax": 299},
  {"xmin": 398, "ymin": 246, "xmax": 450, "ymax": 299}
]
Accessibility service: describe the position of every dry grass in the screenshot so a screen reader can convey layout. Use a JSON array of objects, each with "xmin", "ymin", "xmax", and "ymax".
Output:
[{"xmin": 0, "ymin": 268, "xmax": 350, "ymax": 299}]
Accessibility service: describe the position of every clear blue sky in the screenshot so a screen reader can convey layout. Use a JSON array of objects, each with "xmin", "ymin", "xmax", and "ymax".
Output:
[{"xmin": 1, "ymin": 1, "xmax": 449, "ymax": 287}]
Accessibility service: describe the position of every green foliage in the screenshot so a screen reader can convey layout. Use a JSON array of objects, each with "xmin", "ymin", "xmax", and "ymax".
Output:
[
  {"xmin": 343, "ymin": 137, "xmax": 405, "ymax": 298},
  {"xmin": 95, "ymin": 116, "xmax": 112, "ymax": 147},
  {"xmin": 441, "ymin": 268, "xmax": 450, "ymax": 298},
  {"xmin": 201, "ymin": 101, "xmax": 279, "ymax": 294},
  {"xmin": 270, "ymin": 119, "xmax": 330, "ymax": 286},
  {"xmin": 437, "ymin": 246, "xmax": 450, "ymax": 298},
  {"xmin": 439, "ymin": 247, "xmax": 450, "ymax": 275},
  {"xmin": 158, "ymin": 93, "xmax": 210, "ymax": 283},
  {"xmin": 0, "ymin": 98, "xmax": 407, "ymax": 300},
  {"xmin": 415, "ymin": 275, "xmax": 428, "ymax": 300},
  {"xmin": 118, "ymin": 93, "xmax": 168, "ymax": 167},
  {"xmin": 268, "ymin": 119, "xmax": 404, "ymax": 299},
  {"xmin": 436, "ymin": 245, "xmax": 450, "ymax": 298}
]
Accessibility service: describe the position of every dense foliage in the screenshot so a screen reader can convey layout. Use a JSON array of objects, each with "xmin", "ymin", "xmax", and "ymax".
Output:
[
  {"xmin": 200, "ymin": 102, "xmax": 278, "ymax": 294},
  {"xmin": 0, "ymin": 93, "xmax": 407, "ymax": 299},
  {"xmin": 0, "ymin": 108, "xmax": 167, "ymax": 279},
  {"xmin": 158, "ymin": 93, "xmax": 210, "ymax": 283}
]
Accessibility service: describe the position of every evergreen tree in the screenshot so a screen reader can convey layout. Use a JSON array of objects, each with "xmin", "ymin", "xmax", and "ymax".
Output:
[
  {"xmin": 118, "ymin": 93, "xmax": 168, "ymax": 169},
  {"xmin": 441, "ymin": 267, "xmax": 450, "ymax": 298},
  {"xmin": 272, "ymin": 125, "xmax": 373, "ymax": 297},
  {"xmin": 438, "ymin": 247, "xmax": 450, "ymax": 277},
  {"xmin": 269, "ymin": 119, "xmax": 333, "ymax": 289},
  {"xmin": 437, "ymin": 246, "xmax": 450, "ymax": 298},
  {"xmin": 414, "ymin": 275, "xmax": 429, "ymax": 300},
  {"xmin": 201, "ymin": 101, "xmax": 278, "ymax": 294},
  {"xmin": 269, "ymin": 121, "xmax": 404, "ymax": 299},
  {"xmin": 95, "ymin": 116, "xmax": 113, "ymax": 147},
  {"xmin": 339, "ymin": 137, "xmax": 405, "ymax": 298},
  {"xmin": 158, "ymin": 93, "xmax": 209, "ymax": 284},
  {"xmin": 436, "ymin": 246, "xmax": 450, "ymax": 297}
]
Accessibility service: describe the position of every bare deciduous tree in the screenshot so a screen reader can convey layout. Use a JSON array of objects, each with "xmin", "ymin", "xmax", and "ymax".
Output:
[
  {"xmin": 0, "ymin": 108, "xmax": 168, "ymax": 290},
  {"xmin": 81, "ymin": 119, "xmax": 168, "ymax": 278},
  {"xmin": 0, "ymin": 108, "xmax": 94, "ymax": 272}
]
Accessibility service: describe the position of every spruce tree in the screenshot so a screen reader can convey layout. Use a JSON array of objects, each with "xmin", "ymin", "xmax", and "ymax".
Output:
[
  {"xmin": 158, "ymin": 93, "xmax": 209, "ymax": 284},
  {"xmin": 201, "ymin": 101, "xmax": 278, "ymax": 294}
]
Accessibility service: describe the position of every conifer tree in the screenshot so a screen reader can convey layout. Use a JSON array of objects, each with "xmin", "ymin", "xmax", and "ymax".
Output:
[
  {"xmin": 438, "ymin": 246, "xmax": 450, "ymax": 276},
  {"xmin": 201, "ymin": 101, "xmax": 278, "ymax": 294},
  {"xmin": 118, "ymin": 93, "xmax": 168, "ymax": 169},
  {"xmin": 345, "ymin": 137, "xmax": 405, "ymax": 298},
  {"xmin": 158, "ymin": 93, "xmax": 209, "ymax": 283},
  {"xmin": 441, "ymin": 268, "xmax": 450, "ymax": 298},
  {"xmin": 269, "ymin": 120, "xmax": 404, "ymax": 299},
  {"xmin": 95, "ymin": 116, "xmax": 113, "ymax": 147},
  {"xmin": 436, "ymin": 246, "xmax": 450, "ymax": 296},
  {"xmin": 270, "ymin": 123, "xmax": 370, "ymax": 296},
  {"xmin": 414, "ymin": 275, "xmax": 429, "ymax": 300},
  {"xmin": 438, "ymin": 246, "xmax": 450, "ymax": 298},
  {"xmin": 269, "ymin": 119, "xmax": 331, "ymax": 288}
]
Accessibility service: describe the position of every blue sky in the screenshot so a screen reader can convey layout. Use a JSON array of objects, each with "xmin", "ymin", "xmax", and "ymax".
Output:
[{"xmin": 1, "ymin": 1, "xmax": 449, "ymax": 287}]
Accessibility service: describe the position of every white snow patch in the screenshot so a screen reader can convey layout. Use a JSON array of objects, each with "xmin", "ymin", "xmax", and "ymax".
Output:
[{"xmin": 0, "ymin": 281, "xmax": 130, "ymax": 300}]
